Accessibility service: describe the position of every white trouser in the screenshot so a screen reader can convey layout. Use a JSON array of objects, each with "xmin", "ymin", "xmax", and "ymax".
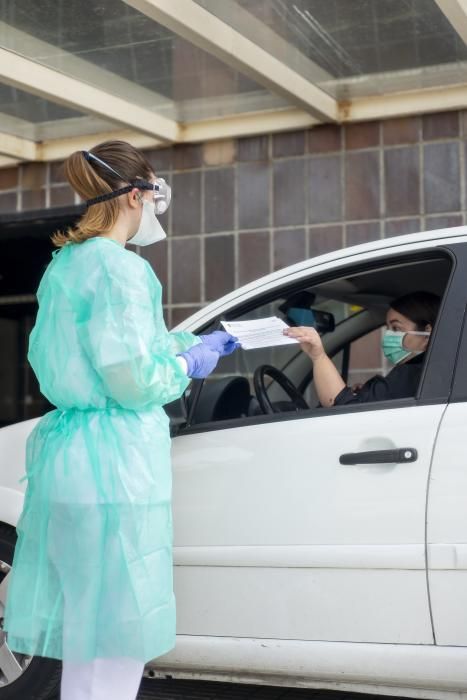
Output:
[{"xmin": 61, "ymin": 657, "xmax": 144, "ymax": 700}]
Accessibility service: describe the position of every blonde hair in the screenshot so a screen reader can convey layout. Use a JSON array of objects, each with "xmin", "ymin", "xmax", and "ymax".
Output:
[{"xmin": 52, "ymin": 140, "xmax": 154, "ymax": 247}]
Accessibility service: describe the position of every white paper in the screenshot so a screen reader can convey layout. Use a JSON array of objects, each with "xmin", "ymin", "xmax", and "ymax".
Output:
[{"xmin": 221, "ymin": 317, "xmax": 299, "ymax": 350}]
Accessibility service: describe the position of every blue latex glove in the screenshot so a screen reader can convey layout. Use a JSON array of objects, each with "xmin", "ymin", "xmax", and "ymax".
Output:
[
  {"xmin": 178, "ymin": 344, "xmax": 220, "ymax": 379},
  {"xmin": 199, "ymin": 330, "xmax": 240, "ymax": 357}
]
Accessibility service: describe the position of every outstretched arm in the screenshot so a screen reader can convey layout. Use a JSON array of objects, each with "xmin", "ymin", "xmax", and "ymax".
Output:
[{"xmin": 284, "ymin": 326, "xmax": 345, "ymax": 407}]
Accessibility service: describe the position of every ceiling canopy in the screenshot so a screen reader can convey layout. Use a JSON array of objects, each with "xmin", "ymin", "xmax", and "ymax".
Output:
[{"xmin": 0, "ymin": 0, "xmax": 466, "ymax": 165}]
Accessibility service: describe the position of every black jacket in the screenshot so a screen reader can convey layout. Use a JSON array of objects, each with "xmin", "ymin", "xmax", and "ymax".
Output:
[{"xmin": 333, "ymin": 353, "xmax": 424, "ymax": 406}]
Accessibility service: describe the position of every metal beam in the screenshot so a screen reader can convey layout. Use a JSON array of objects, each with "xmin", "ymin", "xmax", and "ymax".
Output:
[
  {"xmin": 0, "ymin": 112, "xmax": 124, "ymax": 146},
  {"xmin": 0, "ymin": 132, "xmax": 36, "ymax": 160},
  {"xmin": 39, "ymin": 130, "xmax": 163, "ymax": 162},
  {"xmin": 0, "ymin": 156, "xmax": 20, "ymax": 168},
  {"xmin": 122, "ymin": 0, "xmax": 338, "ymax": 122},
  {"xmin": 39, "ymin": 82, "xmax": 467, "ymax": 164},
  {"xmin": 0, "ymin": 48, "xmax": 180, "ymax": 143},
  {"xmin": 182, "ymin": 108, "xmax": 318, "ymax": 142},
  {"xmin": 322, "ymin": 60, "xmax": 467, "ymax": 100},
  {"xmin": 341, "ymin": 83, "xmax": 467, "ymax": 122},
  {"xmin": 37, "ymin": 110, "xmax": 317, "ymax": 162},
  {"xmin": 434, "ymin": 0, "xmax": 467, "ymax": 44},
  {"xmin": 0, "ymin": 113, "xmax": 37, "ymax": 141},
  {"xmin": 1, "ymin": 84, "xmax": 467, "ymax": 168}
]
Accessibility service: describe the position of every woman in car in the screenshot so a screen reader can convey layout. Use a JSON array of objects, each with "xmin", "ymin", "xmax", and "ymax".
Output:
[{"xmin": 284, "ymin": 291, "xmax": 440, "ymax": 408}]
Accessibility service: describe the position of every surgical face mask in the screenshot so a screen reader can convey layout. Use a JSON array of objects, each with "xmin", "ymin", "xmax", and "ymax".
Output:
[
  {"xmin": 128, "ymin": 200, "xmax": 167, "ymax": 247},
  {"xmin": 382, "ymin": 330, "xmax": 430, "ymax": 365}
]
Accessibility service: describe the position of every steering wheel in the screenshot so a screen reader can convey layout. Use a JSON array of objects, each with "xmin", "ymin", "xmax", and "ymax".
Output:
[{"xmin": 253, "ymin": 364, "xmax": 309, "ymax": 415}]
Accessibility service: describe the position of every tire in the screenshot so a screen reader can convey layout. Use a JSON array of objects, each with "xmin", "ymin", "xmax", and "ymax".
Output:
[{"xmin": 0, "ymin": 524, "xmax": 61, "ymax": 700}]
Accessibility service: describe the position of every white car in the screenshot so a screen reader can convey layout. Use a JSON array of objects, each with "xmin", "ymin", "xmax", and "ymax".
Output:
[{"xmin": 1, "ymin": 227, "xmax": 467, "ymax": 700}]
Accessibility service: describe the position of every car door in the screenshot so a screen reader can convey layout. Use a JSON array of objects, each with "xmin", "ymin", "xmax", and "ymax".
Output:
[
  {"xmin": 170, "ymin": 243, "xmax": 465, "ymax": 647},
  {"xmin": 426, "ymin": 245, "xmax": 467, "ymax": 645}
]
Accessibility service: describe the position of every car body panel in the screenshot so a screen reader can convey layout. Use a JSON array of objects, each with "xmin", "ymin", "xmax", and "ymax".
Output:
[
  {"xmin": 171, "ymin": 404, "xmax": 441, "ymax": 645},
  {"xmin": 0, "ymin": 418, "xmax": 34, "ymax": 527},
  {"xmin": 427, "ymin": 402, "xmax": 467, "ymax": 646},
  {"xmin": 148, "ymin": 635, "xmax": 467, "ymax": 700}
]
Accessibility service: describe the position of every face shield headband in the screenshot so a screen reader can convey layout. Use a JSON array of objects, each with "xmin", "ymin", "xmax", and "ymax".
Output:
[{"xmin": 82, "ymin": 150, "xmax": 171, "ymax": 215}]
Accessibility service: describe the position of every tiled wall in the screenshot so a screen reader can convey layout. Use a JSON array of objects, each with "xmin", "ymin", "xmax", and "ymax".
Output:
[{"xmin": 0, "ymin": 110, "xmax": 466, "ymax": 329}]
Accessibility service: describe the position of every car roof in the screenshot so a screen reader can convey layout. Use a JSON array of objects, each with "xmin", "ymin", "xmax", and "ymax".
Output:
[{"xmin": 175, "ymin": 226, "xmax": 467, "ymax": 331}]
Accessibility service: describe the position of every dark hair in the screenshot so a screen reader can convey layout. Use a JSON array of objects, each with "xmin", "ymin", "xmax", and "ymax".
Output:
[
  {"xmin": 390, "ymin": 291, "xmax": 441, "ymax": 329},
  {"xmin": 52, "ymin": 140, "xmax": 154, "ymax": 247}
]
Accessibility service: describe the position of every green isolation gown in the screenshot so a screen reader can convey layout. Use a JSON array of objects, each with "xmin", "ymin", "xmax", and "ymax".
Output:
[{"xmin": 4, "ymin": 237, "xmax": 197, "ymax": 663}]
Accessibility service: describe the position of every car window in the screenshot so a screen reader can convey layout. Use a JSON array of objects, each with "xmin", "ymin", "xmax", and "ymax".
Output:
[
  {"xmin": 212, "ymin": 296, "xmax": 302, "ymax": 385},
  {"xmin": 180, "ymin": 253, "xmax": 452, "ymax": 430},
  {"xmin": 208, "ymin": 295, "xmax": 360, "ymax": 403}
]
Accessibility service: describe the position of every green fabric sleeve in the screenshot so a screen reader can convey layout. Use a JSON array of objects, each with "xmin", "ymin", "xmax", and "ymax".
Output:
[{"xmin": 167, "ymin": 331, "xmax": 201, "ymax": 355}]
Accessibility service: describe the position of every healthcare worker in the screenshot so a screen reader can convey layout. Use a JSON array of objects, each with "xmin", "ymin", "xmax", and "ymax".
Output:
[{"xmin": 3, "ymin": 140, "xmax": 237, "ymax": 700}]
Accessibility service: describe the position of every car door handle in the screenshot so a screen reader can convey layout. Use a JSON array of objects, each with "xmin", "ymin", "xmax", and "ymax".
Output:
[{"xmin": 339, "ymin": 448, "xmax": 418, "ymax": 465}]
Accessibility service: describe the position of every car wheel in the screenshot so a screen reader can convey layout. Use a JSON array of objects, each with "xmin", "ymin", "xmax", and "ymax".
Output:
[{"xmin": 0, "ymin": 524, "xmax": 61, "ymax": 700}]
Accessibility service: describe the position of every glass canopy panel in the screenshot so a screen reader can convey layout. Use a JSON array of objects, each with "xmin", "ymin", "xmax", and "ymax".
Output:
[
  {"xmin": 0, "ymin": 84, "xmax": 82, "ymax": 124},
  {"xmin": 0, "ymin": 0, "xmax": 286, "ymax": 123},
  {"xmin": 194, "ymin": 0, "xmax": 467, "ymax": 99},
  {"xmin": 0, "ymin": 85, "xmax": 119, "ymax": 140}
]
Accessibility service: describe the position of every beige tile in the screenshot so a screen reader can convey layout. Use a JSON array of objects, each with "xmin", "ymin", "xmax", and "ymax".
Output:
[{"xmin": 203, "ymin": 139, "xmax": 236, "ymax": 166}]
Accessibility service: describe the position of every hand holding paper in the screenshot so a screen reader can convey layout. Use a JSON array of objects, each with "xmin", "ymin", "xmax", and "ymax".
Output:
[
  {"xmin": 199, "ymin": 330, "xmax": 239, "ymax": 356},
  {"xmin": 221, "ymin": 317, "xmax": 299, "ymax": 350}
]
